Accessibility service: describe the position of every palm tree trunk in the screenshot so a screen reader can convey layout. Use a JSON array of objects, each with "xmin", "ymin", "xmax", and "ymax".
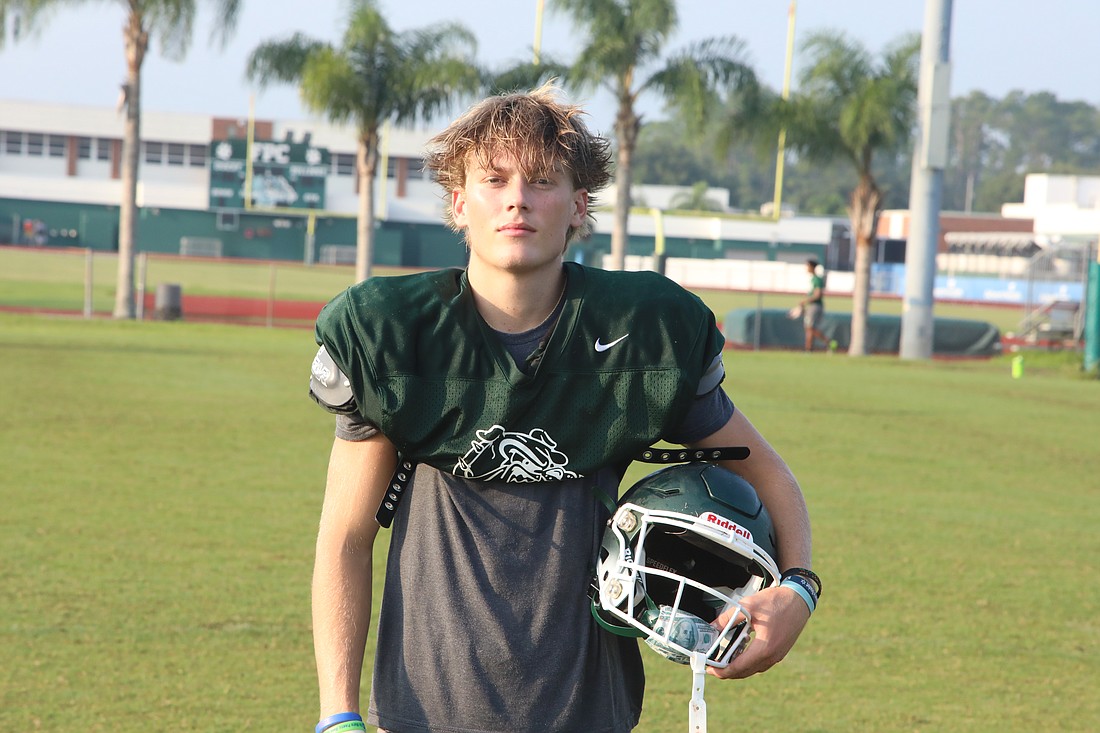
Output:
[
  {"xmin": 610, "ymin": 97, "xmax": 639, "ymax": 272},
  {"xmin": 355, "ymin": 130, "xmax": 380, "ymax": 283},
  {"xmin": 847, "ymin": 174, "xmax": 881, "ymax": 356},
  {"xmin": 113, "ymin": 16, "xmax": 147, "ymax": 319},
  {"xmin": 610, "ymin": 145, "xmax": 631, "ymax": 271},
  {"xmin": 849, "ymin": 233, "xmax": 872, "ymax": 356}
]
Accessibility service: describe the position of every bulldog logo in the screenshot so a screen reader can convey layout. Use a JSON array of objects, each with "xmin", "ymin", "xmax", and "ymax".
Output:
[{"xmin": 454, "ymin": 425, "xmax": 581, "ymax": 482}]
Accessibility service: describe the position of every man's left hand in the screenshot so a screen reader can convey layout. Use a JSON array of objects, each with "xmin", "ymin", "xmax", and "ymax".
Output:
[{"xmin": 708, "ymin": 585, "xmax": 811, "ymax": 679}]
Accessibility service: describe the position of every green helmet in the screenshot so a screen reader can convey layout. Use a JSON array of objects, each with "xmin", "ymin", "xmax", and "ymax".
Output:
[{"xmin": 591, "ymin": 462, "xmax": 781, "ymax": 667}]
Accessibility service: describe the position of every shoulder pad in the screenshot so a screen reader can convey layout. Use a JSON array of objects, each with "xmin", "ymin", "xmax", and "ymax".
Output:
[
  {"xmin": 309, "ymin": 345, "xmax": 356, "ymax": 413},
  {"xmin": 696, "ymin": 354, "xmax": 726, "ymax": 395}
]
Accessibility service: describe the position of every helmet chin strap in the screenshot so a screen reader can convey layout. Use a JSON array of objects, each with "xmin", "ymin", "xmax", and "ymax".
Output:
[
  {"xmin": 636, "ymin": 446, "xmax": 749, "ymax": 464},
  {"xmin": 381, "ymin": 445, "xmax": 751, "ymax": 527},
  {"xmin": 689, "ymin": 651, "xmax": 708, "ymax": 733}
]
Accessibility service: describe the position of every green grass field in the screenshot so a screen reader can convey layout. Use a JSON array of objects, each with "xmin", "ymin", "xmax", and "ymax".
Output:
[{"xmin": 2, "ymin": 254, "xmax": 1099, "ymax": 731}]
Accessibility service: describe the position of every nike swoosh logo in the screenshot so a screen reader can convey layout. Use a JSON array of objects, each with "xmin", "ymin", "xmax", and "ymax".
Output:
[{"xmin": 594, "ymin": 334, "xmax": 629, "ymax": 352}]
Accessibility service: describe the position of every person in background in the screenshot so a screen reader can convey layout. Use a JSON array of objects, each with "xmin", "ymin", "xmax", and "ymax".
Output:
[{"xmin": 798, "ymin": 258, "xmax": 828, "ymax": 351}]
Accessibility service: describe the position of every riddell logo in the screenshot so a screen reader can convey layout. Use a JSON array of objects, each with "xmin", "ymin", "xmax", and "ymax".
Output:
[{"xmin": 702, "ymin": 513, "xmax": 752, "ymax": 541}]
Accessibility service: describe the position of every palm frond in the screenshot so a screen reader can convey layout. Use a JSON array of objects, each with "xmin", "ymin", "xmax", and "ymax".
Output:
[
  {"xmin": 245, "ymin": 34, "xmax": 330, "ymax": 88},
  {"xmin": 485, "ymin": 60, "xmax": 570, "ymax": 97}
]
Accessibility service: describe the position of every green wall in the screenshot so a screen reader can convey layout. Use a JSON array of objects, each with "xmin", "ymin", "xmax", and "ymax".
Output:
[{"xmin": 0, "ymin": 197, "xmax": 825, "ymax": 269}]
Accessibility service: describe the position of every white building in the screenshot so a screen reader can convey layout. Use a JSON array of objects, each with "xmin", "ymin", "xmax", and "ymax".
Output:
[
  {"xmin": 1002, "ymin": 173, "xmax": 1100, "ymax": 245},
  {"xmin": 0, "ymin": 99, "xmax": 842, "ymax": 268}
]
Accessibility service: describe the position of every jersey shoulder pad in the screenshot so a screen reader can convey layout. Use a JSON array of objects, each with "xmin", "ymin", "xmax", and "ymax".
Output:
[
  {"xmin": 309, "ymin": 345, "xmax": 356, "ymax": 414},
  {"xmin": 697, "ymin": 354, "xmax": 726, "ymax": 395}
]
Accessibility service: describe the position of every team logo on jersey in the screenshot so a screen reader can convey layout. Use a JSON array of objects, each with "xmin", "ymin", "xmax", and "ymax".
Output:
[{"xmin": 454, "ymin": 424, "xmax": 581, "ymax": 483}]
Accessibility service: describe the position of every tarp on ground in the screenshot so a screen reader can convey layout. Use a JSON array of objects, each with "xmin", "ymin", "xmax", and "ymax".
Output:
[{"xmin": 723, "ymin": 308, "xmax": 1002, "ymax": 356}]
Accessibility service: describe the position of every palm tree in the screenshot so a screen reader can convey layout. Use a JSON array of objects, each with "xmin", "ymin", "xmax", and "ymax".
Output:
[
  {"xmin": 0, "ymin": 0, "xmax": 242, "ymax": 319},
  {"xmin": 668, "ymin": 181, "xmax": 724, "ymax": 212},
  {"xmin": 550, "ymin": 0, "xmax": 755, "ymax": 271},
  {"xmin": 726, "ymin": 31, "xmax": 919, "ymax": 355},
  {"xmin": 246, "ymin": 0, "xmax": 482, "ymax": 283}
]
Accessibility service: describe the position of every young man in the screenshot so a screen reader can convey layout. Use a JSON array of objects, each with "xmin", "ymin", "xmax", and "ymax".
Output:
[
  {"xmin": 798, "ymin": 258, "xmax": 828, "ymax": 351},
  {"xmin": 307, "ymin": 85, "xmax": 814, "ymax": 733}
]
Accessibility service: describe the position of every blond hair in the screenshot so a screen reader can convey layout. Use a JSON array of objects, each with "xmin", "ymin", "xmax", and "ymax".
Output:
[{"xmin": 424, "ymin": 82, "xmax": 613, "ymax": 243}]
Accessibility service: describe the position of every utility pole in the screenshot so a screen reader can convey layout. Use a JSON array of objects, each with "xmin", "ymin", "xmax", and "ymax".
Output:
[
  {"xmin": 533, "ymin": 0, "xmax": 545, "ymax": 65},
  {"xmin": 900, "ymin": 0, "xmax": 953, "ymax": 359},
  {"xmin": 771, "ymin": 1, "xmax": 797, "ymax": 221}
]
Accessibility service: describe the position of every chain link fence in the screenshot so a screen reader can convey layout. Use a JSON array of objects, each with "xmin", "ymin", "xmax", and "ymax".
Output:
[{"xmin": 0, "ymin": 245, "xmax": 359, "ymax": 327}]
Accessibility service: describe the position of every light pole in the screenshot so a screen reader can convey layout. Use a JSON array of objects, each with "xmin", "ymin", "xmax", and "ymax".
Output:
[
  {"xmin": 533, "ymin": 0, "xmax": 545, "ymax": 65},
  {"xmin": 771, "ymin": 0, "xmax": 797, "ymax": 220},
  {"xmin": 901, "ymin": 0, "xmax": 954, "ymax": 359}
]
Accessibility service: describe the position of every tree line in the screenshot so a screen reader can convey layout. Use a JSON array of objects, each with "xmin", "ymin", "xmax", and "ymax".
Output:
[{"xmin": 636, "ymin": 88, "xmax": 1100, "ymax": 219}]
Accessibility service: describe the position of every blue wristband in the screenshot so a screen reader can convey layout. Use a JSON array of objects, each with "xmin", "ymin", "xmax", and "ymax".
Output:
[
  {"xmin": 325, "ymin": 723, "xmax": 366, "ymax": 733},
  {"xmin": 780, "ymin": 578, "xmax": 817, "ymax": 614},
  {"xmin": 316, "ymin": 712, "xmax": 363, "ymax": 733},
  {"xmin": 781, "ymin": 572, "xmax": 820, "ymax": 605}
]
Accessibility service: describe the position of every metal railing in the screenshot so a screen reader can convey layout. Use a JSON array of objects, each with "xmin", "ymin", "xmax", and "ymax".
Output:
[{"xmin": 1017, "ymin": 243, "xmax": 1095, "ymax": 343}]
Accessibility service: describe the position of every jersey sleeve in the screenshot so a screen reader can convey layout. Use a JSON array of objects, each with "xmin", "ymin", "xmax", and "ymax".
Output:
[
  {"xmin": 688, "ymin": 288, "xmax": 727, "ymax": 373},
  {"xmin": 667, "ymin": 292, "xmax": 732, "ymax": 443},
  {"xmin": 310, "ymin": 287, "xmax": 377, "ymax": 419},
  {"xmin": 663, "ymin": 383, "xmax": 735, "ymax": 445}
]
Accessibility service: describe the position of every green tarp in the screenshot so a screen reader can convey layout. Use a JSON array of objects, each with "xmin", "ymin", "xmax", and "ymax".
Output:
[{"xmin": 723, "ymin": 308, "xmax": 1002, "ymax": 357}]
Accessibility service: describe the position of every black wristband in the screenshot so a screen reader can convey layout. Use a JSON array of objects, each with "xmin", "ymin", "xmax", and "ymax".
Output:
[
  {"xmin": 781, "ymin": 567, "xmax": 822, "ymax": 599},
  {"xmin": 780, "ymin": 574, "xmax": 819, "ymax": 608}
]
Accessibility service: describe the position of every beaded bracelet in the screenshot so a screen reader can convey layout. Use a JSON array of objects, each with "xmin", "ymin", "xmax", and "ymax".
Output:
[
  {"xmin": 316, "ymin": 712, "xmax": 365, "ymax": 733},
  {"xmin": 781, "ymin": 567, "xmax": 822, "ymax": 598}
]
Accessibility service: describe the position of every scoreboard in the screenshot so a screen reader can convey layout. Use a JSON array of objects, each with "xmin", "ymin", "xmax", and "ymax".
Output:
[{"xmin": 209, "ymin": 139, "xmax": 330, "ymax": 210}]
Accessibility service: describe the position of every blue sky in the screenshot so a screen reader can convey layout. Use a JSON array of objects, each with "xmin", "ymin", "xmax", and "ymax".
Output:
[{"xmin": 2, "ymin": 0, "xmax": 1096, "ymax": 135}]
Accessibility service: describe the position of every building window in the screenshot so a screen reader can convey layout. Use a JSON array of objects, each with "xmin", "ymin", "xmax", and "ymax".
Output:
[
  {"xmin": 48, "ymin": 135, "xmax": 66, "ymax": 158},
  {"xmin": 167, "ymin": 143, "xmax": 185, "ymax": 166},
  {"xmin": 334, "ymin": 152, "xmax": 355, "ymax": 176},
  {"xmin": 96, "ymin": 138, "xmax": 112, "ymax": 161},
  {"xmin": 188, "ymin": 144, "xmax": 207, "ymax": 167},
  {"xmin": 144, "ymin": 141, "xmax": 163, "ymax": 164},
  {"xmin": 26, "ymin": 133, "xmax": 44, "ymax": 156},
  {"xmin": 77, "ymin": 137, "xmax": 93, "ymax": 160},
  {"xmin": 6, "ymin": 130, "xmax": 26, "ymax": 155}
]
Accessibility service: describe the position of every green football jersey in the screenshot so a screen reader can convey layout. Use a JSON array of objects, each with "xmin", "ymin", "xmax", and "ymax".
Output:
[
  {"xmin": 314, "ymin": 262, "xmax": 724, "ymax": 481},
  {"xmin": 808, "ymin": 273, "xmax": 825, "ymax": 303}
]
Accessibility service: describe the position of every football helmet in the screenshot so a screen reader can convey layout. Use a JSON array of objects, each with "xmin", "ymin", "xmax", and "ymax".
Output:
[{"xmin": 591, "ymin": 462, "xmax": 781, "ymax": 668}]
